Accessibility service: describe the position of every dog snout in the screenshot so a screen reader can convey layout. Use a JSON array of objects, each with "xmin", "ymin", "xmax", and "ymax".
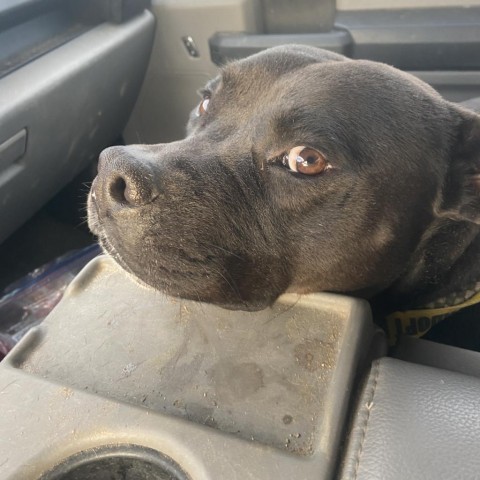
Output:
[{"xmin": 94, "ymin": 146, "xmax": 159, "ymax": 208}]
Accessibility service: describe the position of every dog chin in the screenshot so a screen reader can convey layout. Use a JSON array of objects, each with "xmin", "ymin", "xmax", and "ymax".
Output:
[
  {"xmin": 104, "ymin": 249, "xmax": 276, "ymax": 311},
  {"xmin": 211, "ymin": 298, "xmax": 273, "ymax": 312},
  {"xmin": 87, "ymin": 208, "xmax": 278, "ymax": 310},
  {"xmin": 151, "ymin": 280, "xmax": 275, "ymax": 311}
]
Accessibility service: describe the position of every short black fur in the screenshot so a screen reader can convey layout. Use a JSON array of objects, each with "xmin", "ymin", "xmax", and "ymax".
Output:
[{"xmin": 88, "ymin": 46, "xmax": 480, "ymax": 329}]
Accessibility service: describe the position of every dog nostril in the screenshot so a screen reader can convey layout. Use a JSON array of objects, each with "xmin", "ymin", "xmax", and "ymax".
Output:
[
  {"xmin": 108, "ymin": 174, "xmax": 153, "ymax": 206},
  {"xmin": 109, "ymin": 176, "xmax": 128, "ymax": 204}
]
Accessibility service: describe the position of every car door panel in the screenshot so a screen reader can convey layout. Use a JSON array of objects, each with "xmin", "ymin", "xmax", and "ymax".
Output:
[{"xmin": 0, "ymin": 4, "xmax": 155, "ymax": 244}]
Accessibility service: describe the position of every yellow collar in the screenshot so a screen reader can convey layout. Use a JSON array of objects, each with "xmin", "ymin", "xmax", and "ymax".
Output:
[{"xmin": 386, "ymin": 290, "xmax": 480, "ymax": 346}]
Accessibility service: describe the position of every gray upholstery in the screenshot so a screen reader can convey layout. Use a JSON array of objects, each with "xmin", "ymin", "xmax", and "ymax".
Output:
[
  {"xmin": 393, "ymin": 336, "xmax": 480, "ymax": 379},
  {"xmin": 340, "ymin": 357, "xmax": 480, "ymax": 480}
]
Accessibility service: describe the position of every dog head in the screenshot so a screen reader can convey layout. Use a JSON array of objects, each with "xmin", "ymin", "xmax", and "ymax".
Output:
[{"xmin": 88, "ymin": 45, "xmax": 480, "ymax": 310}]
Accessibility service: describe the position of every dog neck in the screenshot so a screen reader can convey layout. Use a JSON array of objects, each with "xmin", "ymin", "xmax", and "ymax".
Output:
[
  {"xmin": 367, "ymin": 218, "xmax": 480, "ymax": 344},
  {"xmin": 372, "ymin": 218, "xmax": 480, "ymax": 316}
]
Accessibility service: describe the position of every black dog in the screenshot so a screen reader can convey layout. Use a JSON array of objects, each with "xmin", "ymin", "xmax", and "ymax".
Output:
[{"xmin": 88, "ymin": 45, "xmax": 480, "ymax": 342}]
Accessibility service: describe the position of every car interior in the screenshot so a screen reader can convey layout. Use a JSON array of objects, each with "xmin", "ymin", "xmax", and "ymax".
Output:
[{"xmin": 1, "ymin": 0, "xmax": 480, "ymax": 479}]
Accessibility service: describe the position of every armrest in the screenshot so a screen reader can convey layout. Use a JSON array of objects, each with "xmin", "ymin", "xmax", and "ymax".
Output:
[
  {"xmin": 341, "ymin": 357, "xmax": 480, "ymax": 480},
  {"xmin": 1, "ymin": 255, "xmax": 377, "ymax": 479}
]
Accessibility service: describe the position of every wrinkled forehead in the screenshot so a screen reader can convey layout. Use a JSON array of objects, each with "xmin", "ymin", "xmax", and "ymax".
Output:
[
  {"xmin": 203, "ymin": 57, "xmax": 352, "ymax": 141},
  {"xmin": 215, "ymin": 48, "xmax": 329, "ymax": 95},
  {"xmin": 208, "ymin": 55, "xmax": 449, "ymax": 166},
  {"xmin": 212, "ymin": 46, "xmax": 440, "ymax": 108},
  {"xmin": 211, "ymin": 58, "xmax": 444, "ymax": 133},
  {"xmin": 227, "ymin": 45, "xmax": 346, "ymax": 76}
]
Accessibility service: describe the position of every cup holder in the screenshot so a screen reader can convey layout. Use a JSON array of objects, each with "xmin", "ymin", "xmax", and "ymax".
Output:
[{"xmin": 39, "ymin": 444, "xmax": 190, "ymax": 480}]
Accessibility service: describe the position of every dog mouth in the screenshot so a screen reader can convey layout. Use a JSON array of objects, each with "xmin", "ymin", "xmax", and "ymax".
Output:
[
  {"xmin": 92, "ymin": 234, "xmax": 267, "ymax": 310},
  {"xmin": 87, "ymin": 187, "xmax": 136, "ymax": 277},
  {"xmin": 88, "ymin": 220, "xmax": 275, "ymax": 310},
  {"xmin": 87, "ymin": 190, "xmax": 233, "ymax": 299},
  {"xmin": 98, "ymin": 232, "xmax": 132, "ymax": 274},
  {"xmin": 86, "ymin": 173, "xmax": 286, "ymax": 311}
]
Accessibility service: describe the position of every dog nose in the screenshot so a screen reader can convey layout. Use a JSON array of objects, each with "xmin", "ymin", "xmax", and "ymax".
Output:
[{"xmin": 95, "ymin": 146, "xmax": 158, "ymax": 207}]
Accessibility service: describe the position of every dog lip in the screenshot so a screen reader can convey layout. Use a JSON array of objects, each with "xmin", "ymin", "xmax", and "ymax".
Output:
[
  {"xmin": 217, "ymin": 301, "xmax": 271, "ymax": 312},
  {"xmin": 97, "ymin": 233, "xmax": 136, "ymax": 277},
  {"xmin": 95, "ymin": 232, "xmax": 207, "ymax": 287},
  {"xmin": 87, "ymin": 194, "xmax": 101, "ymax": 235}
]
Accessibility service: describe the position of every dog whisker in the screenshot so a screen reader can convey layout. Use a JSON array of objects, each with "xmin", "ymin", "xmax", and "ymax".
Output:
[{"xmin": 201, "ymin": 242, "xmax": 244, "ymax": 261}]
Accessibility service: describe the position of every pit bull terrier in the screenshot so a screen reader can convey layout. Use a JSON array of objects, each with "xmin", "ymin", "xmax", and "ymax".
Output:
[{"xmin": 88, "ymin": 46, "xmax": 480, "ymax": 344}]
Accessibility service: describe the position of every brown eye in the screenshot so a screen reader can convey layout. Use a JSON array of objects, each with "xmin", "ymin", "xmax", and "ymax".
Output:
[
  {"xmin": 198, "ymin": 97, "xmax": 210, "ymax": 115},
  {"xmin": 286, "ymin": 146, "xmax": 329, "ymax": 175}
]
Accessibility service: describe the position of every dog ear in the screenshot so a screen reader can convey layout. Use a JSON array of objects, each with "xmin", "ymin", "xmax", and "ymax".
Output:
[{"xmin": 435, "ymin": 107, "xmax": 480, "ymax": 225}]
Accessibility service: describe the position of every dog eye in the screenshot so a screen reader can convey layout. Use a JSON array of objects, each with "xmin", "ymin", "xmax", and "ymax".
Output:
[
  {"xmin": 282, "ymin": 146, "xmax": 329, "ymax": 175},
  {"xmin": 197, "ymin": 96, "xmax": 210, "ymax": 116}
]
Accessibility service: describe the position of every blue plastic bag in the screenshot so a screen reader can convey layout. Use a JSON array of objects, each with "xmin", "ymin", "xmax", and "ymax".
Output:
[{"xmin": 0, "ymin": 244, "xmax": 101, "ymax": 358}]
